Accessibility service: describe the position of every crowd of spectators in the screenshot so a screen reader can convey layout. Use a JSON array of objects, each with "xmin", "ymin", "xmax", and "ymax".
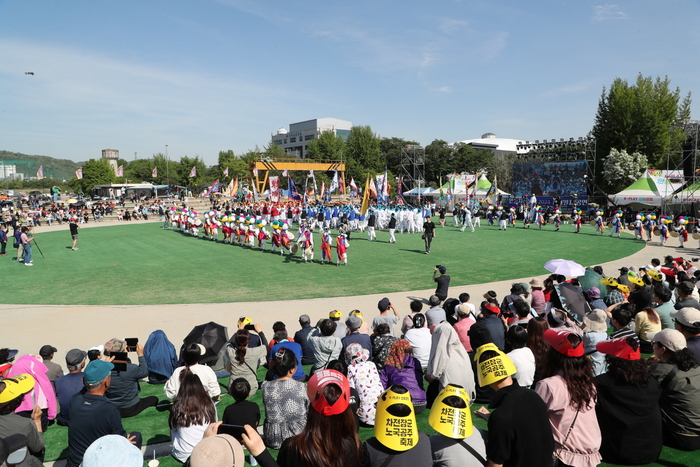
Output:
[{"xmin": 2, "ymin": 256, "xmax": 700, "ymax": 466}]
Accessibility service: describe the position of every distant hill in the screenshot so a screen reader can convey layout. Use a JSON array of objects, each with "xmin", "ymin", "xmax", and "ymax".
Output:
[{"xmin": 0, "ymin": 150, "xmax": 81, "ymax": 181}]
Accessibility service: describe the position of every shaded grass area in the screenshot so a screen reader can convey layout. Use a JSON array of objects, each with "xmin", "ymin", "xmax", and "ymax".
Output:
[
  {"xmin": 7, "ymin": 220, "xmax": 645, "ymax": 305},
  {"xmin": 42, "ymin": 364, "xmax": 690, "ymax": 467}
]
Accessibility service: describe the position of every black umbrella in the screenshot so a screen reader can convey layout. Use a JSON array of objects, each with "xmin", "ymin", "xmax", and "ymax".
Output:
[
  {"xmin": 0, "ymin": 200, "xmax": 13, "ymax": 206},
  {"xmin": 553, "ymin": 282, "xmax": 591, "ymax": 324},
  {"xmin": 182, "ymin": 321, "xmax": 229, "ymax": 364},
  {"xmin": 29, "ymin": 191, "xmax": 42, "ymax": 195}
]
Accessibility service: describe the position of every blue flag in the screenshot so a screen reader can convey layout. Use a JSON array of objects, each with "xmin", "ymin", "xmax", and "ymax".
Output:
[{"xmin": 288, "ymin": 177, "xmax": 302, "ymax": 201}]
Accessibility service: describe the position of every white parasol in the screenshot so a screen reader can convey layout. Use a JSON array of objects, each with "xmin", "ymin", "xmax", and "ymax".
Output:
[{"xmin": 544, "ymin": 259, "xmax": 586, "ymax": 277}]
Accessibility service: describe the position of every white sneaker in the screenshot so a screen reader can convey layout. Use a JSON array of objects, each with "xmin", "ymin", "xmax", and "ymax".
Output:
[{"xmin": 25, "ymin": 263, "xmax": 33, "ymax": 266}]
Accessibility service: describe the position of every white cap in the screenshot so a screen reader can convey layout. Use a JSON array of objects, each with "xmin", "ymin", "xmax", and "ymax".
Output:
[{"xmin": 647, "ymin": 329, "xmax": 687, "ymax": 352}]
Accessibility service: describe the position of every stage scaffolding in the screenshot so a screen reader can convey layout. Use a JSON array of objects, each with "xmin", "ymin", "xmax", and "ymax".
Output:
[
  {"xmin": 400, "ymin": 145, "xmax": 425, "ymax": 198},
  {"xmin": 665, "ymin": 120, "xmax": 700, "ymax": 215}
]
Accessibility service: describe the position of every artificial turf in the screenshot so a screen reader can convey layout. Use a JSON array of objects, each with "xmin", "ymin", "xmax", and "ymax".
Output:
[{"xmin": 6, "ymin": 220, "xmax": 645, "ymax": 306}]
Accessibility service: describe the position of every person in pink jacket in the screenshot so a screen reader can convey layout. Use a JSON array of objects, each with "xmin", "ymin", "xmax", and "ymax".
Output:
[{"xmin": 7, "ymin": 354, "xmax": 57, "ymax": 431}]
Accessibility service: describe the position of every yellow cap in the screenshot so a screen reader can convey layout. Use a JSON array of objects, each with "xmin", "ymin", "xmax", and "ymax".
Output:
[
  {"xmin": 237, "ymin": 317, "xmax": 252, "ymax": 326},
  {"xmin": 618, "ymin": 284, "xmax": 630, "ymax": 294},
  {"xmin": 474, "ymin": 343, "xmax": 517, "ymax": 387},
  {"xmin": 428, "ymin": 385, "xmax": 473, "ymax": 439},
  {"xmin": 329, "ymin": 310, "xmax": 342, "ymax": 319},
  {"xmin": 630, "ymin": 277, "xmax": 644, "ymax": 287},
  {"xmin": 374, "ymin": 387, "xmax": 419, "ymax": 451},
  {"xmin": 0, "ymin": 374, "xmax": 35, "ymax": 404},
  {"xmin": 600, "ymin": 277, "xmax": 619, "ymax": 287}
]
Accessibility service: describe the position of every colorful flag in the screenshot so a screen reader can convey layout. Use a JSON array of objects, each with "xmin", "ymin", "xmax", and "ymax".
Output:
[
  {"xmin": 320, "ymin": 180, "xmax": 326, "ymax": 198},
  {"xmin": 381, "ymin": 170, "xmax": 389, "ymax": 202},
  {"xmin": 349, "ymin": 178, "xmax": 358, "ymax": 194},
  {"xmin": 229, "ymin": 178, "xmax": 239, "ymax": 197},
  {"xmin": 223, "ymin": 167, "xmax": 229, "ymax": 177},
  {"xmin": 152, "ymin": 167, "xmax": 158, "ymax": 178},
  {"xmin": 360, "ymin": 174, "xmax": 371, "ymax": 216},
  {"xmin": 329, "ymin": 170, "xmax": 339, "ymax": 194},
  {"xmin": 189, "ymin": 166, "xmax": 197, "ymax": 178},
  {"xmin": 397, "ymin": 177, "xmax": 403, "ymax": 197},
  {"xmin": 369, "ymin": 178, "xmax": 378, "ymax": 198},
  {"xmin": 117, "ymin": 165, "xmax": 123, "ymax": 177},
  {"xmin": 76, "ymin": 168, "xmax": 83, "ymax": 179},
  {"xmin": 282, "ymin": 169, "xmax": 288, "ymax": 177},
  {"xmin": 288, "ymin": 177, "xmax": 302, "ymax": 201},
  {"xmin": 484, "ymin": 175, "xmax": 497, "ymax": 200},
  {"xmin": 210, "ymin": 179, "xmax": 220, "ymax": 193},
  {"xmin": 36, "ymin": 166, "xmax": 44, "ymax": 179},
  {"xmin": 339, "ymin": 175, "xmax": 346, "ymax": 195},
  {"xmin": 253, "ymin": 166, "xmax": 258, "ymax": 177},
  {"xmin": 269, "ymin": 176, "xmax": 280, "ymax": 203}
]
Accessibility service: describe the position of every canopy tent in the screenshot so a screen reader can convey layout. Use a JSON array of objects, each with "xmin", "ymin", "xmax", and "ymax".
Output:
[
  {"xmin": 609, "ymin": 170, "xmax": 684, "ymax": 207},
  {"xmin": 403, "ymin": 187, "xmax": 434, "ymax": 196},
  {"xmin": 425, "ymin": 179, "xmax": 468, "ymax": 197},
  {"xmin": 668, "ymin": 181, "xmax": 700, "ymax": 204},
  {"xmin": 468, "ymin": 174, "xmax": 510, "ymax": 199}
]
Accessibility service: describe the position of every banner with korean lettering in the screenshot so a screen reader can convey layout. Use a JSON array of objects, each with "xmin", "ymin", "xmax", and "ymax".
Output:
[{"xmin": 269, "ymin": 176, "xmax": 280, "ymax": 203}]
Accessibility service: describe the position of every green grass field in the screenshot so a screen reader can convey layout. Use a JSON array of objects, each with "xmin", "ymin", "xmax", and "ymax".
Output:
[
  {"xmin": 39, "ymin": 364, "xmax": 691, "ymax": 467},
  {"xmin": 6, "ymin": 220, "xmax": 645, "ymax": 305}
]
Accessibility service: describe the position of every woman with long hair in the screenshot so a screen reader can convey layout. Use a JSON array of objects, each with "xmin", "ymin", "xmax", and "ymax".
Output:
[
  {"xmin": 226, "ymin": 328, "xmax": 267, "ymax": 397},
  {"xmin": 595, "ymin": 337, "xmax": 662, "ymax": 464},
  {"xmin": 239, "ymin": 370, "xmax": 363, "ymax": 467},
  {"xmin": 634, "ymin": 306, "xmax": 662, "ymax": 353},
  {"xmin": 526, "ymin": 316, "xmax": 549, "ymax": 385},
  {"xmin": 262, "ymin": 347, "xmax": 309, "ymax": 449},
  {"xmin": 169, "ymin": 373, "xmax": 217, "ymax": 462},
  {"xmin": 648, "ymin": 328, "xmax": 700, "ymax": 451},
  {"xmin": 380, "ymin": 339, "xmax": 427, "ymax": 413},
  {"xmin": 535, "ymin": 328, "xmax": 601, "ymax": 467}
]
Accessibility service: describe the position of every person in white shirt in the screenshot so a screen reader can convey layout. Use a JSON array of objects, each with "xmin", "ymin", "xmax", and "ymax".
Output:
[
  {"xmin": 164, "ymin": 344, "xmax": 221, "ymax": 400},
  {"xmin": 404, "ymin": 313, "xmax": 432, "ymax": 369},
  {"xmin": 505, "ymin": 325, "xmax": 535, "ymax": 388}
]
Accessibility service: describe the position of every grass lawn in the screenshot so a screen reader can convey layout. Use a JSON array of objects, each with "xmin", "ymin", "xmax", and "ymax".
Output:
[
  {"xmin": 41, "ymin": 364, "xmax": 691, "ymax": 467},
  {"xmin": 7, "ymin": 220, "xmax": 645, "ymax": 305}
]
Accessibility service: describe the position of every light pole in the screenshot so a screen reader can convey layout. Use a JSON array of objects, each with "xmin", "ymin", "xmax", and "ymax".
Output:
[{"xmin": 165, "ymin": 145, "xmax": 170, "ymax": 189}]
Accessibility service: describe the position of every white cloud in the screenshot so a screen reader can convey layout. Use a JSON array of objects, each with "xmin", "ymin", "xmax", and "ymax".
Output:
[{"xmin": 593, "ymin": 5, "xmax": 628, "ymax": 22}]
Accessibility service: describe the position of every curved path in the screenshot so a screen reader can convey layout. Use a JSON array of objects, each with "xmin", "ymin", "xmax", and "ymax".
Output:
[{"xmin": 3, "ymin": 220, "xmax": 694, "ymax": 364}]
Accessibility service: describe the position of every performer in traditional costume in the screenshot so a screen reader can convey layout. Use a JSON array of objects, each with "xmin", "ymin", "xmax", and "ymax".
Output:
[
  {"xmin": 257, "ymin": 220, "xmax": 269, "ymax": 251},
  {"xmin": 553, "ymin": 210, "xmax": 561, "ymax": 231},
  {"xmin": 632, "ymin": 214, "xmax": 643, "ymax": 240},
  {"xmin": 497, "ymin": 206, "xmax": 507, "ymax": 230},
  {"xmin": 536, "ymin": 208, "xmax": 545, "ymax": 230},
  {"xmin": 321, "ymin": 227, "xmax": 332, "ymax": 264},
  {"xmin": 270, "ymin": 222, "xmax": 282, "ymax": 254},
  {"xmin": 336, "ymin": 231, "xmax": 348, "ymax": 266},
  {"xmin": 595, "ymin": 210, "xmax": 604, "ymax": 235},
  {"xmin": 677, "ymin": 217, "xmax": 688, "ymax": 248},
  {"xmin": 645, "ymin": 214, "xmax": 656, "ymax": 242},
  {"xmin": 573, "ymin": 210, "xmax": 582, "ymax": 233}
]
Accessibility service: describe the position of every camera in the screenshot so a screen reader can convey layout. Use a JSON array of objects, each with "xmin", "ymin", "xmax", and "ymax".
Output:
[
  {"xmin": 692, "ymin": 258, "xmax": 700, "ymax": 262},
  {"xmin": 436, "ymin": 265, "xmax": 441, "ymax": 268}
]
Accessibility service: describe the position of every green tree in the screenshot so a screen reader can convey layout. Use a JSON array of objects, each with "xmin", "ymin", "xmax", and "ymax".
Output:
[
  {"xmin": 125, "ymin": 159, "xmax": 154, "ymax": 183},
  {"xmin": 176, "ymin": 156, "xmax": 207, "ymax": 189},
  {"xmin": 306, "ymin": 131, "xmax": 345, "ymax": 160},
  {"xmin": 345, "ymin": 125, "xmax": 383, "ymax": 183},
  {"xmin": 601, "ymin": 149, "xmax": 648, "ymax": 192},
  {"xmin": 453, "ymin": 144, "xmax": 495, "ymax": 174},
  {"xmin": 68, "ymin": 158, "xmax": 115, "ymax": 192},
  {"xmin": 424, "ymin": 139, "xmax": 454, "ymax": 185},
  {"xmin": 592, "ymin": 74, "xmax": 691, "ymax": 170}
]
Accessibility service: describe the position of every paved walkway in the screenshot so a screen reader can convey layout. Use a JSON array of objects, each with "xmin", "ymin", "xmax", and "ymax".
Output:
[{"xmin": 4, "ymin": 220, "xmax": 698, "ymax": 364}]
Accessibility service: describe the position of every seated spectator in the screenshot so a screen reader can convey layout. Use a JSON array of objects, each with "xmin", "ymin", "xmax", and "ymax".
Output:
[
  {"xmin": 7, "ymin": 354, "xmax": 56, "ymax": 431},
  {"xmin": 380, "ymin": 339, "xmax": 426, "ymax": 413},
  {"xmin": 66, "ymin": 360, "xmax": 142, "ymax": 467},
  {"xmin": 169, "ymin": 373, "xmax": 217, "ymax": 463},
  {"xmin": 189, "ymin": 433, "xmax": 245, "ymax": 467},
  {"xmin": 329, "ymin": 310, "xmax": 347, "ymax": 339},
  {"xmin": 362, "ymin": 385, "xmax": 432, "ymax": 466},
  {"xmin": 608, "ymin": 304, "xmax": 638, "ymax": 341},
  {"xmin": 267, "ymin": 331, "xmax": 306, "ymax": 381},
  {"xmin": 226, "ymin": 328, "xmax": 267, "ymax": 397},
  {"xmin": 0, "ymin": 374, "xmax": 45, "ymax": 467},
  {"xmin": 505, "ymin": 326, "xmax": 535, "ymax": 388},
  {"xmin": 165, "ymin": 344, "xmax": 221, "ymax": 400},
  {"xmin": 427, "ymin": 322, "xmax": 476, "ymax": 404},
  {"xmin": 87, "ymin": 346, "xmax": 103, "ymax": 362},
  {"xmin": 349, "ymin": 310, "xmax": 370, "ymax": 335},
  {"xmin": 584, "ymin": 286, "xmax": 606, "ymax": 312},
  {"xmin": 401, "ymin": 300, "xmax": 424, "ymax": 335},
  {"xmin": 307, "ymin": 319, "xmax": 342, "ymax": 374},
  {"xmin": 477, "ymin": 301, "xmax": 506, "ymax": 350},
  {"xmin": 342, "ymin": 315, "xmax": 373, "ymax": 360},
  {"xmin": 595, "ymin": 337, "xmax": 662, "ymax": 464},
  {"xmin": 326, "ymin": 360, "xmax": 360, "ymax": 429},
  {"xmin": 267, "ymin": 321, "xmax": 293, "ymax": 351},
  {"xmin": 102, "ymin": 338, "xmax": 158, "ymax": 418},
  {"xmin": 674, "ymin": 281, "xmax": 700, "ymax": 310},
  {"xmin": 370, "ymin": 324, "xmax": 395, "ymax": 370},
  {"xmin": 653, "ymin": 286, "xmax": 675, "ymax": 329},
  {"xmin": 404, "ymin": 313, "xmax": 431, "ymax": 369},
  {"xmin": 346, "ymin": 343, "xmax": 383, "ymax": 427},
  {"xmin": 372, "ymin": 298, "xmax": 399, "ymax": 337},
  {"xmin": 293, "ymin": 314, "xmax": 316, "ymax": 366},
  {"xmin": 671, "ymin": 307, "xmax": 700, "ymax": 364},
  {"xmin": 635, "ymin": 306, "xmax": 662, "ymax": 353},
  {"xmin": 648, "ymin": 329, "xmax": 700, "ymax": 451},
  {"xmin": 262, "ymin": 348, "xmax": 308, "ymax": 449},
  {"xmin": 429, "ymin": 385, "xmax": 488, "ymax": 467},
  {"xmin": 453, "ymin": 302, "xmax": 476, "ymax": 352},
  {"xmin": 583, "ymin": 308, "xmax": 609, "ymax": 376},
  {"xmin": 509, "ymin": 299, "xmax": 533, "ymax": 329},
  {"xmin": 55, "ymin": 349, "xmax": 87, "ymax": 426},
  {"xmin": 222, "ymin": 378, "xmax": 260, "ymax": 428},
  {"xmin": 0, "ymin": 348, "xmax": 18, "ymax": 378},
  {"xmin": 39, "ymin": 345, "xmax": 63, "ymax": 384},
  {"xmin": 143, "ymin": 329, "xmax": 178, "ymax": 384},
  {"xmin": 425, "ymin": 295, "xmax": 446, "ymax": 328}
]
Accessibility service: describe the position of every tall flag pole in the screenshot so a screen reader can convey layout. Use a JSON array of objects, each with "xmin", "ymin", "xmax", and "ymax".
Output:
[{"xmin": 360, "ymin": 174, "xmax": 371, "ymax": 216}]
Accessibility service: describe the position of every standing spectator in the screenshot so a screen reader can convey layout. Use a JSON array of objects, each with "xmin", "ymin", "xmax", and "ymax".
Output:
[
  {"xmin": 169, "ymin": 374, "xmax": 217, "ymax": 463},
  {"xmin": 536, "ymin": 329, "xmax": 601, "ymax": 467},
  {"xmin": 372, "ymin": 298, "xmax": 399, "ymax": 337},
  {"xmin": 0, "ymin": 224, "xmax": 7, "ymax": 256},
  {"xmin": 19, "ymin": 226, "xmax": 33, "ymax": 266},
  {"xmin": 422, "ymin": 215, "xmax": 436, "ymax": 254},
  {"xmin": 433, "ymin": 266, "xmax": 450, "ymax": 302},
  {"xmin": 69, "ymin": 218, "xmax": 79, "ymax": 250},
  {"xmin": 103, "ymin": 338, "xmax": 158, "ymax": 418},
  {"xmin": 55, "ymin": 349, "xmax": 87, "ymax": 426},
  {"xmin": 7, "ymin": 355, "xmax": 56, "ymax": 432},
  {"xmin": 0, "ymin": 374, "xmax": 45, "ymax": 467},
  {"xmin": 595, "ymin": 337, "xmax": 662, "ymax": 465},
  {"xmin": 346, "ymin": 343, "xmax": 383, "ymax": 426},
  {"xmin": 14, "ymin": 226, "xmax": 24, "ymax": 263},
  {"xmin": 38, "ymin": 345, "xmax": 63, "ymax": 384},
  {"xmin": 648, "ymin": 328, "xmax": 700, "ymax": 451},
  {"xmin": 262, "ymin": 349, "xmax": 308, "ymax": 449},
  {"xmin": 293, "ymin": 314, "xmax": 316, "ymax": 365}
]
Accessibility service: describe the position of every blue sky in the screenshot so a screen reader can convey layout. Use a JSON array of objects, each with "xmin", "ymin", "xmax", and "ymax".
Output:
[{"xmin": 1, "ymin": 0, "xmax": 699, "ymax": 166}]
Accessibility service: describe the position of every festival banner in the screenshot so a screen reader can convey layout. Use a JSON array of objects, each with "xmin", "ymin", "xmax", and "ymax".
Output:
[
  {"xmin": 350, "ymin": 178, "xmax": 358, "ymax": 197},
  {"xmin": 75, "ymin": 168, "xmax": 83, "ymax": 179},
  {"xmin": 320, "ymin": 180, "xmax": 325, "ymax": 199},
  {"xmin": 288, "ymin": 177, "xmax": 302, "ymax": 201},
  {"xmin": 339, "ymin": 175, "xmax": 346, "ymax": 195},
  {"xmin": 329, "ymin": 171, "xmax": 339, "ymax": 194},
  {"xmin": 36, "ymin": 166, "xmax": 44, "ymax": 180},
  {"xmin": 269, "ymin": 176, "xmax": 280, "ymax": 203},
  {"xmin": 152, "ymin": 167, "xmax": 158, "ymax": 178},
  {"xmin": 210, "ymin": 179, "xmax": 220, "ymax": 193},
  {"xmin": 361, "ymin": 174, "xmax": 371, "ymax": 216},
  {"xmin": 117, "ymin": 165, "xmax": 123, "ymax": 177},
  {"xmin": 282, "ymin": 169, "xmax": 288, "ymax": 177},
  {"xmin": 229, "ymin": 178, "xmax": 239, "ymax": 197},
  {"xmin": 189, "ymin": 166, "xmax": 197, "ymax": 178},
  {"xmin": 223, "ymin": 167, "xmax": 229, "ymax": 177},
  {"xmin": 369, "ymin": 177, "xmax": 378, "ymax": 198}
]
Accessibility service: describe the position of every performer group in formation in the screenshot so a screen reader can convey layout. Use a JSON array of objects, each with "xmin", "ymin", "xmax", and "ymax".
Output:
[{"xmin": 161, "ymin": 194, "xmax": 700, "ymax": 265}]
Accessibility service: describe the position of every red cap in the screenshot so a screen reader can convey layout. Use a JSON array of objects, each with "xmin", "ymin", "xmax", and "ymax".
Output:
[
  {"xmin": 544, "ymin": 328, "xmax": 584, "ymax": 357},
  {"xmin": 483, "ymin": 303, "xmax": 500, "ymax": 314},
  {"xmin": 596, "ymin": 337, "xmax": 641, "ymax": 360},
  {"xmin": 307, "ymin": 369, "xmax": 351, "ymax": 416}
]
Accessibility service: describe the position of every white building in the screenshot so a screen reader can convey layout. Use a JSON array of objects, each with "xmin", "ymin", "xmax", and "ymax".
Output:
[
  {"xmin": 456, "ymin": 133, "xmax": 526, "ymax": 158},
  {"xmin": 0, "ymin": 164, "xmax": 20, "ymax": 181},
  {"xmin": 102, "ymin": 148, "xmax": 119, "ymax": 173},
  {"xmin": 271, "ymin": 118, "xmax": 352, "ymax": 158}
]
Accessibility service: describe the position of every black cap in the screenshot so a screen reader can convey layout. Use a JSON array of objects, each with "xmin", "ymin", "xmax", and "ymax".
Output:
[{"xmin": 39, "ymin": 345, "xmax": 57, "ymax": 358}]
